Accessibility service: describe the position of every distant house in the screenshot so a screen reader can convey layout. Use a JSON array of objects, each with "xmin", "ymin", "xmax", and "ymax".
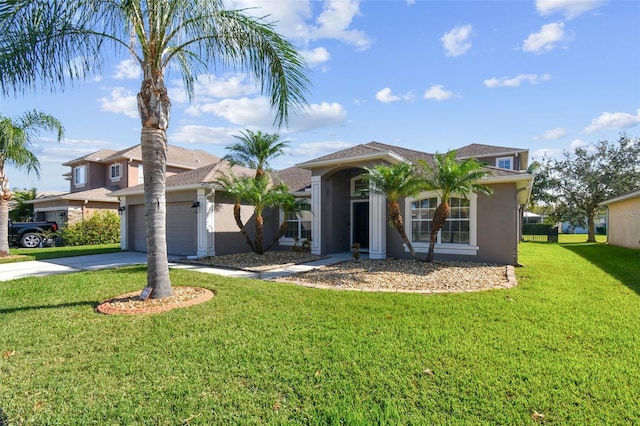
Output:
[
  {"xmin": 112, "ymin": 141, "xmax": 533, "ymax": 265},
  {"xmin": 27, "ymin": 145, "xmax": 219, "ymax": 228},
  {"xmin": 599, "ymin": 189, "xmax": 640, "ymax": 249},
  {"xmin": 523, "ymin": 212, "xmax": 544, "ymax": 224}
]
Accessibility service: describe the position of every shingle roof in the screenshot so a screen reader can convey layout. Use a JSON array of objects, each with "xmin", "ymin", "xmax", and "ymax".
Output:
[
  {"xmin": 26, "ymin": 187, "xmax": 120, "ymax": 204},
  {"xmin": 63, "ymin": 144, "xmax": 220, "ymax": 169},
  {"xmin": 109, "ymin": 160, "xmax": 256, "ymax": 197},
  {"xmin": 275, "ymin": 167, "xmax": 312, "ymax": 193},
  {"xmin": 455, "ymin": 143, "xmax": 527, "ymax": 158}
]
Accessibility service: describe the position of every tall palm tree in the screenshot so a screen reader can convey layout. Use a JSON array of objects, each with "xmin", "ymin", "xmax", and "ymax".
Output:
[
  {"xmin": 419, "ymin": 151, "xmax": 492, "ymax": 262},
  {"xmin": 0, "ymin": 1, "xmax": 309, "ymax": 298},
  {"xmin": 365, "ymin": 162, "xmax": 428, "ymax": 261},
  {"xmin": 0, "ymin": 111, "xmax": 64, "ymax": 257},
  {"xmin": 224, "ymin": 130, "xmax": 289, "ymax": 179}
]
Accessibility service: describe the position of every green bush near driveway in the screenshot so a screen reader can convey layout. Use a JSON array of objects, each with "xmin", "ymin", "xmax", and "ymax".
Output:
[{"xmin": 0, "ymin": 241, "xmax": 638, "ymax": 424}]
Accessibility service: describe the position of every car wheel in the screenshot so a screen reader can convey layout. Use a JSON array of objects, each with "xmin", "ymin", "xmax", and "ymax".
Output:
[{"xmin": 20, "ymin": 233, "xmax": 42, "ymax": 248}]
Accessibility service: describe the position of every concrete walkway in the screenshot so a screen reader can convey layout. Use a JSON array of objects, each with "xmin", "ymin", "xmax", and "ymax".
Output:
[{"xmin": 0, "ymin": 251, "xmax": 356, "ymax": 282}]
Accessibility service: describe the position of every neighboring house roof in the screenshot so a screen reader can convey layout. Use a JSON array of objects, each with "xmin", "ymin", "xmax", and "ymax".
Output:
[
  {"xmin": 275, "ymin": 167, "xmax": 312, "ymax": 194},
  {"xmin": 63, "ymin": 144, "xmax": 220, "ymax": 169},
  {"xmin": 109, "ymin": 160, "xmax": 256, "ymax": 197},
  {"xmin": 455, "ymin": 143, "xmax": 528, "ymax": 158},
  {"xmin": 599, "ymin": 188, "xmax": 640, "ymax": 206},
  {"xmin": 26, "ymin": 187, "xmax": 120, "ymax": 204}
]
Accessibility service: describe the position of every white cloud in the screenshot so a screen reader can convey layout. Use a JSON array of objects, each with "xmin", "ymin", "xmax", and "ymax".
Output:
[
  {"xmin": 532, "ymin": 147, "xmax": 564, "ymax": 160},
  {"xmin": 424, "ymin": 84, "xmax": 454, "ymax": 101},
  {"xmin": 171, "ymin": 74, "xmax": 259, "ymax": 104},
  {"xmin": 535, "ymin": 127, "xmax": 567, "ymax": 140},
  {"xmin": 112, "ymin": 59, "xmax": 141, "ymax": 80},
  {"xmin": 288, "ymin": 102, "xmax": 348, "ymax": 133},
  {"xmin": 440, "ymin": 24, "xmax": 473, "ymax": 57},
  {"xmin": 98, "ymin": 87, "xmax": 139, "ymax": 118},
  {"xmin": 286, "ymin": 140, "xmax": 354, "ymax": 159},
  {"xmin": 169, "ymin": 125, "xmax": 235, "ymax": 145},
  {"xmin": 583, "ymin": 109, "xmax": 640, "ymax": 133},
  {"xmin": 522, "ymin": 22, "xmax": 568, "ymax": 54},
  {"xmin": 375, "ymin": 88, "xmax": 412, "ymax": 103},
  {"xmin": 569, "ymin": 138, "xmax": 588, "ymax": 149},
  {"xmin": 198, "ymin": 97, "xmax": 274, "ymax": 127},
  {"xmin": 535, "ymin": 0, "xmax": 607, "ymax": 19},
  {"xmin": 484, "ymin": 73, "xmax": 552, "ymax": 88},
  {"xmin": 406, "ymin": 0, "xmax": 416, "ymax": 5},
  {"xmin": 301, "ymin": 47, "xmax": 331, "ymax": 68},
  {"xmin": 229, "ymin": 0, "xmax": 372, "ymax": 50}
]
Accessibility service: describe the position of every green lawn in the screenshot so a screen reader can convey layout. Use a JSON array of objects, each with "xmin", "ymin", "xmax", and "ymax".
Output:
[
  {"xmin": 1, "ymin": 241, "xmax": 638, "ymax": 424},
  {"xmin": 1, "ymin": 243, "xmax": 122, "ymax": 263}
]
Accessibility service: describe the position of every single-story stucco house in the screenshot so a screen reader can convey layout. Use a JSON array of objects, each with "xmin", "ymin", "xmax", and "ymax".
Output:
[
  {"xmin": 599, "ymin": 189, "xmax": 640, "ymax": 249},
  {"xmin": 110, "ymin": 141, "xmax": 533, "ymax": 265}
]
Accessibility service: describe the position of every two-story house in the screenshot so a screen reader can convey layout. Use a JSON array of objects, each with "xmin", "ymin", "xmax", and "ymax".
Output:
[{"xmin": 28, "ymin": 144, "xmax": 220, "ymax": 227}]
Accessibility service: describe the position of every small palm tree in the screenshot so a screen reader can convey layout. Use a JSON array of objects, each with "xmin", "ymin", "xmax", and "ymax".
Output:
[
  {"xmin": 265, "ymin": 195, "xmax": 311, "ymax": 252},
  {"xmin": 9, "ymin": 188, "xmax": 37, "ymax": 222},
  {"xmin": 0, "ymin": 112, "xmax": 64, "ymax": 256},
  {"xmin": 224, "ymin": 130, "xmax": 289, "ymax": 179},
  {"xmin": 1, "ymin": 1, "xmax": 309, "ymax": 298},
  {"xmin": 365, "ymin": 162, "xmax": 428, "ymax": 261},
  {"xmin": 217, "ymin": 174, "xmax": 291, "ymax": 254},
  {"xmin": 419, "ymin": 151, "xmax": 492, "ymax": 262}
]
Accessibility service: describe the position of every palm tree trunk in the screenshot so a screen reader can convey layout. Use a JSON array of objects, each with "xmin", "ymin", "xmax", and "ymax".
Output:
[
  {"xmin": 255, "ymin": 214, "xmax": 264, "ymax": 255},
  {"xmin": 233, "ymin": 202, "xmax": 255, "ymax": 252},
  {"xmin": 138, "ymin": 76, "xmax": 173, "ymax": 299},
  {"xmin": 427, "ymin": 201, "xmax": 450, "ymax": 262},
  {"xmin": 265, "ymin": 217, "xmax": 289, "ymax": 252},
  {"xmin": 0, "ymin": 172, "xmax": 12, "ymax": 257},
  {"xmin": 389, "ymin": 201, "xmax": 421, "ymax": 261}
]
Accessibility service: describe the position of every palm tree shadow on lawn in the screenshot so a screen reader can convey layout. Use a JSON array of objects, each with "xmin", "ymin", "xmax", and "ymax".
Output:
[{"xmin": 560, "ymin": 242, "xmax": 640, "ymax": 295}]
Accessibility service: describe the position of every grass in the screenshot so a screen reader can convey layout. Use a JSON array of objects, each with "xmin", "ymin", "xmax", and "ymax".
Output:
[
  {"xmin": 0, "ymin": 243, "xmax": 121, "ymax": 263},
  {"xmin": 1, "ymin": 241, "xmax": 638, "ymax": 424}
]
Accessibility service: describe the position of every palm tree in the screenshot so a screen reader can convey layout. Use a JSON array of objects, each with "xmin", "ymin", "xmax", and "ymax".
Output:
[
  {"xmin": 224, "ymin": 130, "xmax": 289, "ymax": 179},
  {"xmin": 264, "ymin": 195, "xmax": 310, "ymax": 252},
  {"xmin": 0, "ymin": 112, "xmax": 64, "ymax": 257},
  {"xmin": 419, "ymin": 151, "xmax": 493, "ymax": 262},
  {"xmin": 0, "ymin": 1, "xmax": 309, "ymax": 298},
  {"xmin": 217, "ymin": 174, "xmax": 291, "ymax": 254},
  {"xmin": 365, "ymin": 162, "xmax": 428, "ymax": 261},
  {"xmin": 9, "ymin": 187, "xmax": 37, "ymax": 222}
]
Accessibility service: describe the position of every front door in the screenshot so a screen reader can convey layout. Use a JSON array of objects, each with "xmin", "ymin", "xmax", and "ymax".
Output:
[{"xmin": 352, "ymin": 201, "xmax": 369, "ymax": 250}]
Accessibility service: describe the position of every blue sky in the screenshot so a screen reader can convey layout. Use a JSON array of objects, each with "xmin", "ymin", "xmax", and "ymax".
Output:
[{"xmin": 2, "ymin": 0, "xmax": 639, "ymax": 192}]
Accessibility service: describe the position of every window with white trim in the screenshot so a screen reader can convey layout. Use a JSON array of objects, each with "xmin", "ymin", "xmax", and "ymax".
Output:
[
  {"xmin": 110, "ymin": 163, "xmax": 121, "ymax": 181},
  {"xmin": 351, "ymin": 174, "xmax": 369, "ymax": 198},
  {"xmin": 138, "ymin": 165, "xmax": 144, "ymax": 184},
  {"xmin": 406, "ymin": 191, "xmax": 478, "ymax": 255},
  {"xmin": 280, "ymin": 199, "xmax": 312, "ymax": 244},
  {"xmin": 496, "ymin": 156, "xmax": 513, "ymax": 170},
  {"xmin": 74, "ymin": 165, "xmax": 86, "ymax": 187}
]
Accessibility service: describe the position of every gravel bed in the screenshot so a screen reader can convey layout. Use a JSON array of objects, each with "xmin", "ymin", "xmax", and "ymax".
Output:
[
  {"xmin": 190, "ymin": 251, "xmax": 324, "ymax": 272},
  {"xmin": 278, "ymin": 258, "xmax": 510, "ymax": 292}
]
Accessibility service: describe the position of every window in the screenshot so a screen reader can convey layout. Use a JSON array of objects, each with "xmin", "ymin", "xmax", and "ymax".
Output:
[
  {"xmin": 110, "ymin": 163, "xmax": 121, "ymax": 181},
  {"xmin": 138, "ymin": 165, "xmax": 144, "ymax": 185},
  {"xmin": 280, "ymin": 200, "xmax": 312, "ymax": 244},
  {"xmin": 74, "ymin": 166, "xmax": 86, "ymax": 187},
  {"xmin": 496, "ymin": 156, "xmax": 513, "ymax": 170},
  {"xmin": 406, "ymin": 191, "xmax": 478, "ymax": 255},
  {"xmin": 351, "ymin": 174, "xmax": 369, "ymax": 198}
]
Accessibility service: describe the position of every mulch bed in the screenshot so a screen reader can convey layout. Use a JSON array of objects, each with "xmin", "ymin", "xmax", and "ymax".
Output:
[{"xmin": 96, "ymin": 286, "xmax": 214, "ymax": 315}]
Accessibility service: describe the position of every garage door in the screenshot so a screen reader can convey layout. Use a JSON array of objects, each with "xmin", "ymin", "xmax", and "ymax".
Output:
[{"xmin": 129, "ymin": 202, "xmax": 197, "ymax": 256}]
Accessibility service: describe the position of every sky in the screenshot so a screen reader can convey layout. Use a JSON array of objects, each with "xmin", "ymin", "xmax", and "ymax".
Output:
[{"xmin": 2, "ymin": 0, "xmax": 639, "ymax": 192}]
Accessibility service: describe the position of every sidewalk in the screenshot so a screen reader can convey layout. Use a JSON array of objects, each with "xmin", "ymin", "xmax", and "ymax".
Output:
[{"xmin": 0, "ymin": 251, "xmax": 356, "ymax": 282}]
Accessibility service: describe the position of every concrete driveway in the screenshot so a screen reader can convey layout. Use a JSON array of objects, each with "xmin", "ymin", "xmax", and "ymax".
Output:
[{"xmin": 0, "ymin": 251, "xmax": 154, "ymax": 282}]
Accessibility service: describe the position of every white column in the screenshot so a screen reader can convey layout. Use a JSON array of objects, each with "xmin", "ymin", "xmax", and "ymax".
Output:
[
  {"xmin": 194, "ymin": 188, "xmax": 208, "ymax": 258},
  {"xmin": 368, "ymin": 191, "xmax": 387, "ymax": 259},
  {"xmin": 310, "ymin": 175, "xmax": 322, "ymax": 255},
  {"xmin": 119, "ymin": 197, "xmax": 127, "ymax": 250},
  {"xmin": 206, "ymin": 190, "xmax": 216, "ymax": 257}
]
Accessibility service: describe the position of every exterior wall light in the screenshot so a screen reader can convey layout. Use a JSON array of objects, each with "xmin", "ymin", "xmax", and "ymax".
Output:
[
  {"xmin": 191, "ymin": 201, "xmax": 200, "ymax": 213},
  {"xmin": 117, "ymin": 206, "xmax": 126, "ymax": 215}
]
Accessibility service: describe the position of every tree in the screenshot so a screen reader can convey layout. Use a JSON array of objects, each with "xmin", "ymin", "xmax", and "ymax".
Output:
[
  {"xmin": 1, "ymin": 1, "xmax": 309, "ymax": 298},
  {"xmin": 543, "ymin": 134, "xmax": 640, "ymax": 242},
  {"xmin": 9, "ymin": 188, "xmax": 37, "ymax": 222},
  {"xmin": 420, "ymin": 151, "xmax": 492, "ymax": 262},
  {"xmin": 365, "ymin": 162, "xmax": 428, "ymax": 261},
  {"xmin": 224, "ymin": 130, "xmax": 289, "ymax": 179},
  {"xmin": 0, "ymin": 112, "xmax": 64, "ymax": 257},
  {"xmin": 217, "ymin": 174, "xmax": 291, "ymax": 255}
]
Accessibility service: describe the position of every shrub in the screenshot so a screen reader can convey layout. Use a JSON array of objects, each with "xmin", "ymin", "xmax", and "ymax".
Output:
[
  {"xmin": 61, "ymin": 211, "xmax": 120, "ymax": 246},
  {"xmin": 522, "ymin": 223, "xmax": 554, "ymax": 235}
]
